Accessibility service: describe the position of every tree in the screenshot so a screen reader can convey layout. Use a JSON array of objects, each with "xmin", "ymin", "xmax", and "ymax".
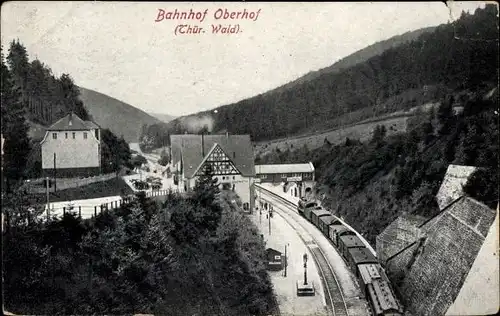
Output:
[
  {"xmin": 191, "ymin": 164, "xmax": 222, "ymax": 232},
  {"xmin": 158, "ymin": 149, "xmax": 170, "ymax": 166},
  {"xmin": 59, "ymin": 73, "xmax": 89, "ymax": 120},
  {"xmin": 437, "ymin": 95, "xmax": 454, "ymax": 135},
  {"xmin": 463, "ymin": 168, "xmax": 498, "ymax": 209},
  {"xmin": 371, "ymin": 124, "xmax": 387, "ymax": 144},
  {"xmin": 1, "ymin": 45, "xmax": 31, "ymax": 190},
  {"xmin": 6, "ymin": 39, "xmax": 30, "ymax": 90}
]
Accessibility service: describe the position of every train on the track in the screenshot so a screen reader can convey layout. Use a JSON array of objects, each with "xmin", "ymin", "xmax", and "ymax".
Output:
[{"xmin": 297, "ymin": 198, "xmax": 404, "ymax": 316}]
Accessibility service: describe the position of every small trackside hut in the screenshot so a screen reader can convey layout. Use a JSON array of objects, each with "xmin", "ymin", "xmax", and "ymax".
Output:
[
  {"xmin": 255, "ymin": 162, "xmax": 315, "ymax": 198},
  {"xmin": 265, "ymin": 248, "xmax": 283, "ymax": 271}
]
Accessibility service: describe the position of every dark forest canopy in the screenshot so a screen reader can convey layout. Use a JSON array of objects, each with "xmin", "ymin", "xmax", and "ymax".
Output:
[
  {"xmin": 141, "ymin": 5, "xmax": 498, "ymax": 148},
  {"xmin": 258, "ymin": 86, "xmax": 499, "ymax": 245},
  {"xmin": 6, "ymin": 39, "xmax": 90, "ymax": 125}
]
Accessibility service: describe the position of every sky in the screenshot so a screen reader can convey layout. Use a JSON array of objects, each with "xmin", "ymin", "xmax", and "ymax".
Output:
[{"xmin": 1, "ymin": 1, "xmax": 488, "ymax": 117}]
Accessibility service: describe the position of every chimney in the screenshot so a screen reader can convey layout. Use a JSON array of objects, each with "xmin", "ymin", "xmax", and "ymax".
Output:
[
  {"xmin": 201, "ymin": 133, "xmax": 205, "ymax": 157},
  {"xmin": 69, "ymin": 112, "xmax": 73, "ymax": 126},
  {"xmin": 226, "ymin": 132, "xmax": 229, "ymax": 138}
]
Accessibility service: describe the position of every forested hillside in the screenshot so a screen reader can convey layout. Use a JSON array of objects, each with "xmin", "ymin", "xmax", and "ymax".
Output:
[
  {"xmin": 142, "ymin": 5, "xmax": 497, "ymax": 149},
  {"xmin": 258, "ymin": 87, "xmax": 499, "ymax": 245},
  {"xmin": 1, "ymin": 41, "xmax": 131, "ymax": 183},
  {"xmin": 255, "ymin": 5, "xmax": 499, "ymax": 245},
  {"xmin": 262, "ymin": 26, "xmax": 436, "ymax": 97},
  {"xmin": 78, "ymin": 86, "xmax": 164, "ymax": 142}
]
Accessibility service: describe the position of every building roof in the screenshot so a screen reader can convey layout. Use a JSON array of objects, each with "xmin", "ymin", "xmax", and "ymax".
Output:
[
  {"xmin": 435, "ymin": 164, "xmax": 476, "ymax": 210},
  {"xmin": 47, "ymin": 112, "xmax": 100, "ymax": 131},
  {"xmin": 398, "ymin": 196, "xmax": 497, "ymax": 316},
  {"xmin": 266, "ymin": 248, "xmax": 282, "ymax": 255},
  {"xmin": 376, "ymin": 214, "xmax": 427, "ymax": 263},
  {"xmin": 255, "ymin": 162, "xmax": 315, "ymax": 174},
  {"xmin": 170, "ymin": 134, "xmax": 255, "ymax": 178}
]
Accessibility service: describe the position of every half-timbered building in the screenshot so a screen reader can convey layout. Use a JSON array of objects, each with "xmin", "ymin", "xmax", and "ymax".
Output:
[{"xmin": 170, "ymin": 133, "xmax": 256, "ymax": 211}]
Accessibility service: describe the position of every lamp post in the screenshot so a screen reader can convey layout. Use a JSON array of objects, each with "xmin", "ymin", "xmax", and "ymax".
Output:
[{"xmin": 268, "ymin": 204, "xmax": 272, "ymax": 235}]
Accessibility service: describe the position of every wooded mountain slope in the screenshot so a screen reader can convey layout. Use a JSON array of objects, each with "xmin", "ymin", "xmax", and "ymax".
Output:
[
  {"xmin": 262, "ymin": 26, "xmax": 436, "ymax": 97},
  {"xmin": 78, "ymin": 87, "xmax": 164, "ymax": 142},
  {"xmin": 142, "ymin": 6, "xmax": 497, "ymax": 148}
]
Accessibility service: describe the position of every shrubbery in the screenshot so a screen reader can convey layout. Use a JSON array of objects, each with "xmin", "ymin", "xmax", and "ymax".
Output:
[{"xmin": 3, "ymin": 170, "xmax": 276, "ymax": 315}]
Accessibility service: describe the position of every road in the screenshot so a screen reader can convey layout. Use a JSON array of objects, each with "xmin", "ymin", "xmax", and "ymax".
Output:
[{"xmin": 257, "ymin": 185, "xmax": 371, "ymax": 316}]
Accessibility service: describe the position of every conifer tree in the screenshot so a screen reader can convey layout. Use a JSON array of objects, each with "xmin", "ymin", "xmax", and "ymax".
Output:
[{"xmin": 1, "ymin": 45, "xmax": 31, "ymax": 190}]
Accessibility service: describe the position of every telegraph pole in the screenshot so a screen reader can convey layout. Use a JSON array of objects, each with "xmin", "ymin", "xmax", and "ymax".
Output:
[
  {"xmin": 46, "ymin": 176, "xmax": 50, "ymax": 221},
  {"xmin": 284, "ymin": 244, "xmax": 288, "ymax": 277},
  {"xmin": 53, "ymin": 153, "xmax": 57, "ymax": 192}
]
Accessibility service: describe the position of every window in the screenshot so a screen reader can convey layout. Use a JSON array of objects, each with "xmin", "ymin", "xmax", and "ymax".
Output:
[
  {"xmin": 281, "ymin": 174, "xmax": 287, "ymax": 178},
  {"xmin": 274, "ymin": 255, "xmax": 281, "ymax": 260},
  {"xmin": 52, "ymin": 133, "xmax": 57, "ymax": 139},
  {"xmin": 72, "ymin": 132, "xmax": 76, "ymax": 139},
  {"xmin": 65, "ymin": 132, "xmax": 68, "ymax": 139},
  {"xmin": 95, "ymin": 129, "xmax": 99, "ymax": 140},
  {"xmin": 83, "ymin": 132, "xmax": 87, "ymax": 139}
]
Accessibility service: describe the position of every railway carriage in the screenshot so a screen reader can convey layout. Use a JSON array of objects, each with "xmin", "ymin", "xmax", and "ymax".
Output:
[
  {"xmin": 310, "ymin": 208, "xmax": 331, "ymax": 228},
  {"xmin": 345, "ymin": 247, "xmax": 378, "ymax": 275},
  {"xmin": 357, "ymin": 263, "xmax": 403, "ymax": 315},
  {"xmin": 368, "ymin": 278, "xmax": 403, "ymax": 316},
  {"xmin": 318, "ymin": 214, "xmax": 336, "ymax": 235},
  {"xmin": 338, "ymin": 234, "xmax": 365, "ymax": 259},
  {"xmin": 304, "ymin": 205, "xmax": 322, "ymax": 221},
  {"xmin": 298, "ymin": 201, "xmax": 318, "ymax": 217},
  {"xmin": 329, "ymin": 224, "xmax": 356, "ymax": 246},
  {"xmin": 292, "ymin": 197, "xmax": 403, "ymax": 315}
]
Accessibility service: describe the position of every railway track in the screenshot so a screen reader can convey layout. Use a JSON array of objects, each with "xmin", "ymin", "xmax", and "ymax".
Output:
[{"xmin": 257, "ymin": 186, "xmax": 349, "ymax": 316}]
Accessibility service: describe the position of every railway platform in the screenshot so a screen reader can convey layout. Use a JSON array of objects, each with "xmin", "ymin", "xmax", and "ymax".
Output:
[
  {"xmin": 250, "ymin": 207, "xmax": 328, "ymax": 316},
  {"xmin": 255, "ymin": 183, "xmax": 372, "ymax": 316}
]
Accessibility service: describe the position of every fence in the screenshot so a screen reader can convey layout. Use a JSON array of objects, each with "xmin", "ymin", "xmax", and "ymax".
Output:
[
  {"xmin": 42, "ymin": 189, "xmax": 182, "ymax": 221},
  {"xmin": 145, "ymin": 189, "xmax": 181, "ymax": 198},
  {"xmin": 27, "ymin": 173, "xmax": 117, "ymax": 193}
]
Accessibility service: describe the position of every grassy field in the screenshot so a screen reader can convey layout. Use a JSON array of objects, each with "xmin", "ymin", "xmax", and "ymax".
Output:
[
  {"xmin": 253, "ymin": 102, "xmax": 441, "ymax": 158},
  {"xmin": 30, "ymin": 177, "xmax": 134, "ymax": 203},
  {"xmin": 254, "ymin": 116, "xmax": 409, "ymax": 157}
]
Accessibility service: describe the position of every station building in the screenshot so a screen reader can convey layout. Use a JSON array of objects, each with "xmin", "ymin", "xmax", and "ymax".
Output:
[
  {"xmin": 170, "ymin": 133, "xmax": 256, "ymax": 211},
  {"xmin": 255, "ymin": 162, "xmax": 315, "ymax": 198}
]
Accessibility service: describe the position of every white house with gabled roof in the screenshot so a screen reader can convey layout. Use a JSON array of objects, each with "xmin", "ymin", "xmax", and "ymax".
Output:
[{"xmin": 40, "ymin": 112, "xmax": 101, "ymax": 177}]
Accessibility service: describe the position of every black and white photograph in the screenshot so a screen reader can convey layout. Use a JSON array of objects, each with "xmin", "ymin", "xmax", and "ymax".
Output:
[{"xmin": 1, "ymin": 2, "xmax": 499, "ymax": 316}]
